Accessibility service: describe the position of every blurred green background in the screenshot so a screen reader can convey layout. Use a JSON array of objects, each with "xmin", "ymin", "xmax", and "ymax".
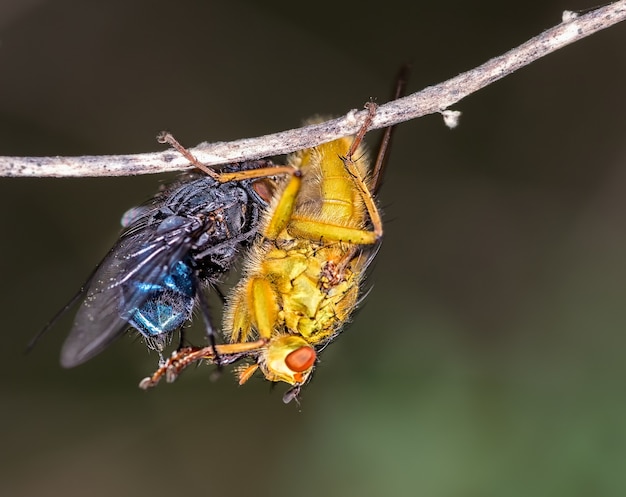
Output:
[{"xmin": 2, "ymin": 1, "xmax": 626, "ymax": 496}]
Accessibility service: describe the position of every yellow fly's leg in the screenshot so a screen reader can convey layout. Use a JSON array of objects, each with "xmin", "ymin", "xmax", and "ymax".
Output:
[
  {"xmin": 262, "ymin": 169, "xmax": 303, "ymax": 239},
  {"xmin": 287, "ymin": 218, "xmax": 380, "ymax": 245},
  {"xmin": 157, "ymin": 131, "xmax": 296, "ymax": 183},
  {"xmin": 340, "ymin": 102, "xmax": 382, "ymax": 238},
  {"xmin": 234, "ymin": 363, "xmax": 260, "ymax": 385},
  {"xmin": 138, "ymin": 339, "xmax": 269, "ymax": 389},
  {"xmin": 228, "ymin": 276, "xmax": 281, "ymax": 343}
]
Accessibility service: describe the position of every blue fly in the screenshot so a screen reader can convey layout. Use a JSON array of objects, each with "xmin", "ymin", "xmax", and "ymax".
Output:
[{"xmin": 33, "ymin": 155, "xmax": 281, "ymax": 368}]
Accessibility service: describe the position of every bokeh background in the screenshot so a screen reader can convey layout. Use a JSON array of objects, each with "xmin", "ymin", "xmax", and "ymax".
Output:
[{"xmin": 2, "ymin": 1, "xmax": 626, "ymax": 496}]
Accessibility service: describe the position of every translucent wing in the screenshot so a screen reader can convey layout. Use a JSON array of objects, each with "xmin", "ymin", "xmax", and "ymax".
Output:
[{"xmin": 60, "ymin": 214, "xmax": 201, "ymax": 368}]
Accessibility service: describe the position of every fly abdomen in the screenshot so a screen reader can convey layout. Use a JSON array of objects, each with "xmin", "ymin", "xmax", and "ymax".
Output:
[{"xmin": 125, "ymin": 260, "xmax": 195, "ymax": 340}]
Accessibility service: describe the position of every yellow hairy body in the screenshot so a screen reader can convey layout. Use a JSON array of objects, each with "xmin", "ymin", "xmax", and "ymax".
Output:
[{"xmin": 223, "ymin": 134, "xmax": 379, "ymax": 386}]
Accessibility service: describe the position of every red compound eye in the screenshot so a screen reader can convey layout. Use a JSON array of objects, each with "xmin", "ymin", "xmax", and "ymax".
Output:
[
  {"xmin": 252, "ymin": 179, "xmax": 275, "ymax": 203},
  {"xmin": 285, "ymin": 346, "xmax": 316, "ymax": 372}
]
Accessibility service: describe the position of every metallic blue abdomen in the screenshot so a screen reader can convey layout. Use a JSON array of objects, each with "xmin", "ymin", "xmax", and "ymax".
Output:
[{"xmin": 127, "ymin": 260, "xmax": 195, "ymax": 337}]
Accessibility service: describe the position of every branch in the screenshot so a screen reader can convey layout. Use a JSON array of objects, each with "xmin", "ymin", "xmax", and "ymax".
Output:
[{"xmin": 2, "ymin": 2, "xmax": 625, "ymax": 178}]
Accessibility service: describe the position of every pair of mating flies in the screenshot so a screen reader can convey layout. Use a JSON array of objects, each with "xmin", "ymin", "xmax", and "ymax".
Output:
[{"xmin": 34, "ymin": 75, "xmax": 405, "ymax": 403}]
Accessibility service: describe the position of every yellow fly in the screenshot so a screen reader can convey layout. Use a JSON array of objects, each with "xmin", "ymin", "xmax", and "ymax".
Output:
[{"xmin": 141, "ymin": 71, "xmax": 407, "ymax": 402}]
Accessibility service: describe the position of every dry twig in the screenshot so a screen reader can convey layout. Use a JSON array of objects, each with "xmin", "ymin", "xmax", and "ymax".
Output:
[{"xmin": 1, "ymin": 2, "xmax": 625, "ymax": 178}]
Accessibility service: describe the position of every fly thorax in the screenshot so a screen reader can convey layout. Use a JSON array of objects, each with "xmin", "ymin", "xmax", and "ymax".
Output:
[{"xmin": 222, "ymin": 202, "xmax": 247, "ymax": 233}]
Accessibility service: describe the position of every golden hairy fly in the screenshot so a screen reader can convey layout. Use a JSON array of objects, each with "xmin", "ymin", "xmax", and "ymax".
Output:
[{"xmin": 224, "ymin": 116, "xmax": 382, "ymax": 388}]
